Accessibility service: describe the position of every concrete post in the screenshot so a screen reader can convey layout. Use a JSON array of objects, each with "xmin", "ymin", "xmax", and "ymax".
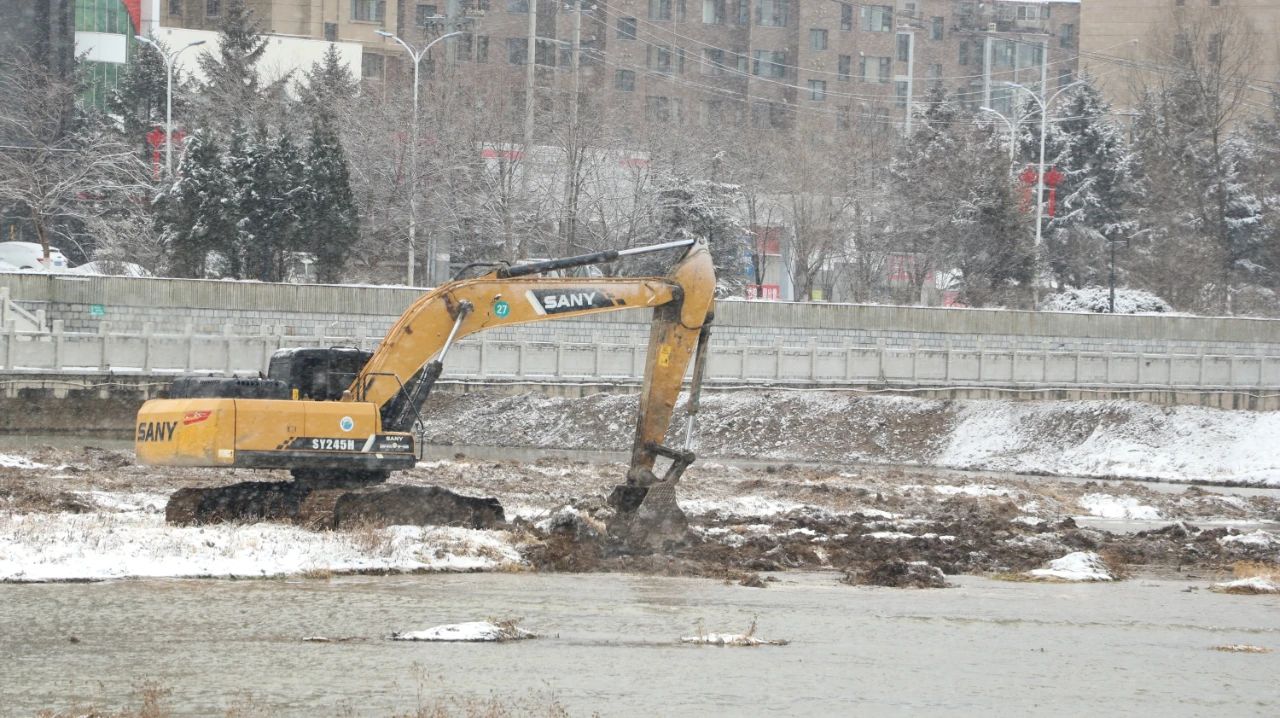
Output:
[
  {"xmin": 516, "ymin": 341, "xmax": 526, "ymax": 378},
  {"xmin": 184, "ymin": 323, "xmax": 196, "ymax": 371},
  {"xmin": 944, "ymin": 338, "xmax": 952, "ymax": 382},
  {"xmin": 143, "ymin": 322, "xmax": 156, "ymax": 373},
  {"xmin": 260, "ymin": 325, "xmax": 272, "ymax": 374},
  {"xmin": 478, "ymin": 338, "xmax": 488, "ymax": 378},
  {"xmin": 0, "ymin": 286, "xmax": 8, "ymax": 326},
  {"xmin": 3, "ymin": 318, "xmax": 14, "ymax": 371},
  {"xmin": 976, "ymin": 337, "xmax": 984, "ymax": 383},
  {"xmin": 98, "ymin": 321, "xmax": 111, "ymax": 371},
  {"xmin": 51, "ymin": 319, "xmax": 64, "ymax": 371},
  {"xmin": 223, "ymin": 323, "xmax": 236, "ymax": 376},
  {"xmin": 775, "ymin": 340, "xmax": 784, "ymax": 380}
]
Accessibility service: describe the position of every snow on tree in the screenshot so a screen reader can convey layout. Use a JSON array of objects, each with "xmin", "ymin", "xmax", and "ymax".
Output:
[
  {"xmin": 303, "ymin": 113, "xmax": 360, "ymax": 283},
  {"xmin": 1043, "ymin": 286, "xmax": 1172, "ymax": 314},
  {"xmin": 649, "ymin": 176, "xmax": 746, "ymax": 296},
  {"xmin": 1027, "ymin": 77, "xmax": 1136, "ymax": 290},
  {"xmin": 196, "ymin": 0, "xmax": 274, "ymax": 131},
  {"xmin": 154, "ymin": 130, "xmax": 236, "ymax": 277},
  {"xmin": 108, "ymin": 38, "xmax": 188, "ymax": 163}
]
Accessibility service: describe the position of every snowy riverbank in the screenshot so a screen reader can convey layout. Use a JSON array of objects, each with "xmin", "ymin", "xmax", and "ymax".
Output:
[{"xmin": 424, "ymin": 392, "xmax": 1280, "ymax": 485}]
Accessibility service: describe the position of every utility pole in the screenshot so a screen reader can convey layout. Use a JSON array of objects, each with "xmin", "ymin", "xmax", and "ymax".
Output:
[
  {"xmin": 133, "ymin": 35, "xmax": 206, "ymax": 178},
  {"xmin": 561, "ymin": 0, "xmax": 584, "ymax": 255},
  {"xmin": 982, "ymin": 35, "xmax": 992, "ymax": 109},
  {"xmin": 902, "ymin": 29, "xmax": 915, "ymax": 134}
]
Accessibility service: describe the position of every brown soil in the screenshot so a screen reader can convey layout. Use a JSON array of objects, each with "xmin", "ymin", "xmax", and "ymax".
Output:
[{"xmin": 4, "ymin": 444, "xmax": 1279, "ymax": 582}]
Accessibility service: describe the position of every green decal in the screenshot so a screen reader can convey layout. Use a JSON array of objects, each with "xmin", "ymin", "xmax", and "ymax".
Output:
[
  {"xmin": 89, "ymin": 304, "xmax": 106, "ymax": 318},
  {"xmin": 494, "ymin": 300, "xmax": 510, "ymax": 318}
]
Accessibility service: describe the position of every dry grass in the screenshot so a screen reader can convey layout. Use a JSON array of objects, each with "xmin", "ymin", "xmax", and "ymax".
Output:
[
  {"xmin": 37, "ymin": 680, "xmax": 171, "ymax": 718},
  {"xmin": 1212, "ymin": 644, "xmax": 1271, "ymax": 654},
  {"xmin": 1232, "ymin": 561, "xmax": 1280, "ymax": 581},
  {"xmin": 300, "ymin": 567, "xmax": 334, "ymax": 580}
]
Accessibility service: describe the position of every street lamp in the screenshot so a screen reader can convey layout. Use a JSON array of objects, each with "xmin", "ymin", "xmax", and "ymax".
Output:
[
  {"xmin": 1004, "ymin": 79, "xmax": 1085, "ymax": 307},
  {"xmin": 133, "ymin": 35, "xmax": 205, "ymax": 178},
  {"xmin": 979, "ymin": 106, "xmax": 1018, "ymax": 165},
  {"xmin": 376, "ymin": 29, "xmax": 465, "ymax": 287}
]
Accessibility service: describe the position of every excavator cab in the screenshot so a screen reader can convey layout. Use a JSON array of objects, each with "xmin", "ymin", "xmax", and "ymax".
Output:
[{"xmin": 268, "ymin": 347, "xmax": 373, "ymax": 401}]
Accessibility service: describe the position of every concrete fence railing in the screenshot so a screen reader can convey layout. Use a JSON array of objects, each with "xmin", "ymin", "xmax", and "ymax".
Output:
[{"xmin": 3, "ymin": 319, "xmax": 1278, "ymax": 391}]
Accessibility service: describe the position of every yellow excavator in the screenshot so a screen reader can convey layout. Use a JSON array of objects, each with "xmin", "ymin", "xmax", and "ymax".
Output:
[{"xmin": 135, "ymin": 238, "xmax": 715, "ymax": 539}]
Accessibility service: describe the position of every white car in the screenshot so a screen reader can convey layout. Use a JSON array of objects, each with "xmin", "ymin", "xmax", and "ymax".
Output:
[{"xmin": 0, "ymin": 242, "xmax": 70, "ymax": 271}]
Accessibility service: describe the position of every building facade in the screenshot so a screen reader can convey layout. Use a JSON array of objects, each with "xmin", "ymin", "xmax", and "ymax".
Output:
[
  {"xmin": 161, "ymin": 1, "xmax": 1081, "ymax": 133},
  {"xmin": 1080, "ymin": 0, "xmax": 1280, "ymax": 114}
]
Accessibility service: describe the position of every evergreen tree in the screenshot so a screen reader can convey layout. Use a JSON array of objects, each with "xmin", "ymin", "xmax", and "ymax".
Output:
[
  {"xmin": 154, "ymin": 131, "xmax": 235, "ymax": 277},
  {"xmin": 1034, "ymin": 79, "xmax": 1136, "ymax": 290},
  {"xmin": 303, "ymin": 115, "xmax": 360, "ymax": 283},
  {"xmin": 107, "ymin": 39, "xmax": 180, "ymax": 162},
  {"xmin": 299, "ymin": 45, "xmax": 358, "ymax": 120},
  {"xmin": 196, "ymin": 0, "xmax": 269, "ymax": 131},
  {"xmin": 237, "ymin": 126, "xmax": 302, "ymax": 282}
]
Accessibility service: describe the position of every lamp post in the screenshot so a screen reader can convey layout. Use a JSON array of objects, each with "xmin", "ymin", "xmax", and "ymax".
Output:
[
  {"xmin": 133, "ymin": 35, "xmax": 205, "ymax": 177},
  {"xmin": 1003, "ymin": 79, "xmax": 1085, "ymax": 307},
  {"xmin": 979, "ymin": 106, "xmax": 1018, "ymax": 165},
  {"xmin": 376, "ymin": 29, "xmax": 465, "ymax": 286}
]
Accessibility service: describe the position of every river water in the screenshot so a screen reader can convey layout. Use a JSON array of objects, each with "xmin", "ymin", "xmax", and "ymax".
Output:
[{"xmin": 2, "ymin": 572, "xmax": 1278, "ymax": 717}]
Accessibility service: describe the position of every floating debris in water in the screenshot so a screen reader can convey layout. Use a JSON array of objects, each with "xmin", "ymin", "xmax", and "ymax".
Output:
[{"xmin": 392, "ymin": 620, "xmax": 536, "ymax": 642}]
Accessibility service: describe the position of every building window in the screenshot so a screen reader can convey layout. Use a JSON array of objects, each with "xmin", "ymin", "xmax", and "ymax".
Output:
[
  {"xmin": 649, "ymin": 0, "xmax": 672, "ymax": 21},
  {"xmin": 897, "ymin": 33, "xmax": 911, "ymax": 62},
  {"xmin": 1060, "ymin": 23, "xmax": 1076, "ymax": 48},
  {"xmin": 735, "ymin": 0, "xmax": 749, "ymax": 24},
  {"xmin": 476, "ymin": 35, "xmax": 489, "ymax": 62},
  {"xmin": 352, "ymin": 1, "xmax": 386, "ymax": 22},
  {"xmin": 646, "ymin": 96, "xmax": 674, "ymax": 123},
  {"xmin": 810, "ymin": 29, "xmax": 828, "ymax": 51},
  {"xmin": 860, "ymin": 5, "xmax": 892, "ymax": 32},
  {"xmin": 895, "ymin": 80, "xmax": 908, "ymax": 108},
  {"xmin": 755, "ymin": 0, "xmax": 789, "ymax": 28},
  {"xmin": 931, "ymin": 16, "xmax": 943, "ymax": 40},
  {"xmin": 703, "ymin": 0, "xmax": 725, "ymax": 23},
  {"xmin": 903, "ymin": 2, "xmax": 915, "ymax": 17},
  {"xmin": 959, "ymin": 40, "xmax": 969, "ymax": 65},
  {"xmin": 169, "ymin": 0, "xmax": 182, "ymax": 15},
  {"xmin": 859, "ymin": 56, "xmax": 890, "ymax": 83},
  {"xmin": 732, "ymin": 47, "xmax": 749, "ymax": 73},
  {"xmin": 206, "ymin": 0, "xmax": 221, "ymax": 17},
  {"xmin": 1058, "ymin": 67, "xmax": 1073, "ymax": 89},
  {"xmin": 324, "ymin": 22, "xmax": 337, "ymax": 41},
  {"xmin": 751, "ymin": 101, "xmax": 786, "ymax": 129},
  {"xmin": 840, "ymin": 3, "xmax": 852, "ymax": 31},
  {"xmin": 507, "ymin": 38, "xmax": 527, "ymax": 64},
  {"xmin": 703, "ymin": 48, "xmax": 726, "ymax": 75},
  {"xmin": 362, "ymin": 53, "xmax": 384, "ymax": 78},
  {"xmin": 616, "ymin": 69, "xmax": 636, "ymax": 91},
  {"xmin": 416, "ymin": 4, "xmax": 440, "ymax": 26},
  {"xmin": 928, "ymin": 63, "xmax": 942, "ymax": 80},
  {"xmin": 507, "ymin": 0, "xmax": 529, "ymax": 12},
  {"xmin": 837, "ymin": 54, "xmax": 851, "ymax": 81},
  {"xmin": 808, "ymin": 79, "xmax": 827, "ymax": 101},
  {"xmin": 752, "ymin": 50, "xmax": 786, "ymax": 78},
  {"xmin": 618, "ymin": 17, "xmax": 637, "ymax": 39},
  {"xmin": 648, "ymin": 44, "xmax": 673, "ymax": 73},
  {"xmin": 1017, "ymin": 5, "xmax": 1042, "ymax": 20}
]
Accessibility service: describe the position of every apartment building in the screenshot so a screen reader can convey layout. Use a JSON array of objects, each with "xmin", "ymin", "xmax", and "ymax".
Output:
[
  {"xmin": 1080, "ymin": 0, "xmax": 1280, "ymax": 113},
  {"xmin": 163, "ymin": 1, "xmax": 1080, "ymax": 134}
]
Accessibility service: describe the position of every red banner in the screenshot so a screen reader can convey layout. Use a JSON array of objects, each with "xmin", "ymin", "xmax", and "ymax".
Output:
[{"xmin": 122, "ymin": 0, "xmax": 142, "ymax": 32}]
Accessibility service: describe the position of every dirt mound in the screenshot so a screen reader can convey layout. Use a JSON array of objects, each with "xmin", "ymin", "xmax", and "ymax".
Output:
[
  {"xmin": 166, "ymin": 481, "xmax": 505, "ymax": 530},
  {"xmin": 847, "ymin": 560, "xmax": 949, "ymax": 588},
  {"xmin": 332, "ymin": 485, "xmax": 505, "ymax": 530}
]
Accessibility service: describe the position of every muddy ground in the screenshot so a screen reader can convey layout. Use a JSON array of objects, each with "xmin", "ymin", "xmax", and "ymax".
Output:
[{"xmin": 3, "ymin": 442, "xmax": 1278, "ymax": 584}]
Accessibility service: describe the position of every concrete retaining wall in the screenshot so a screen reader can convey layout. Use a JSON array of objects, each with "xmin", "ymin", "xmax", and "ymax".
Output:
[{"xmin": 3, "ymin": 274, "xmax": 1280, "ymax": 408}]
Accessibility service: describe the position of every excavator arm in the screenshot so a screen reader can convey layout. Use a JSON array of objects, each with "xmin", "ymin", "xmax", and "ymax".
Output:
[{"xmin": 136, "ymin": 239, "xmax": 716, "ymax": 538}]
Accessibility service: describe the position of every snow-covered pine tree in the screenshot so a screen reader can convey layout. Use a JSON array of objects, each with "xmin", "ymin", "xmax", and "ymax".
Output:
[
  {"xmin": 646, "ymin": 176, "xmax": 746, "ymax": 297},
  {"xmin": 154, "ymin": 131, "xmax": 236, "ymax": 277},
  {"xmin": 196, "ymin": 0, "xmax": 269, "ymax": 131},
  {"xmin": 1037, "ymin": 78, "xmax": 1136, "ymax": 290},
  {"xmin": 107, "ymin": 38, "xmax": 177, "ymax": 162},
  {"xmin": 236, "ymin": 125, "xmax": 301, "ymax": 282},
  {"xmin": 889, "ymin": 87, "xmax": 969, "ymax": 304},
  {"xmin": 298, "ymin": 45, "xmax": 358, "ymax": 120},
  {"xmin": 303, "ymin": 114, "xmax": 359, "ymax": 283}
]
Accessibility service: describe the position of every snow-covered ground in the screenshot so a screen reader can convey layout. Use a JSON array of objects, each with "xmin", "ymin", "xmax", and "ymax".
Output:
[
  {"xmin": 936, "ymin": 400, "xmax": 1280, "ymax": 484},
  {"xmin": 0, "ymin": 511, "xmax": 520, "ymax": 582}
]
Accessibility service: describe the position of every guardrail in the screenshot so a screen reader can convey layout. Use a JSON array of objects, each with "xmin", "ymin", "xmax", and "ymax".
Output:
[{"xmin": 2, "ymin": 320, "xmax": 1277, "ymax": 391}]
